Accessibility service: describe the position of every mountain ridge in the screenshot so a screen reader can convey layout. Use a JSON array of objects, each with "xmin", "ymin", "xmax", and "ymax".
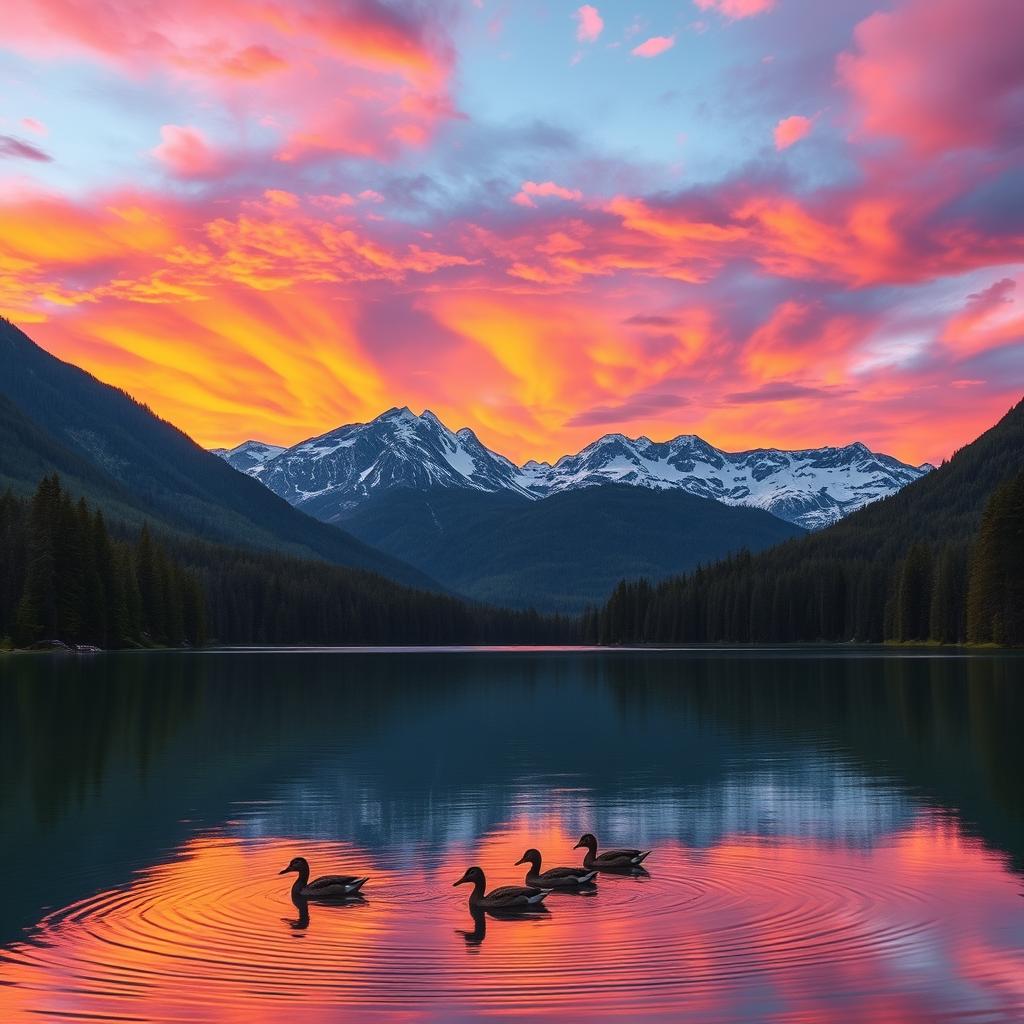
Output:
[
  {"xmin": 0, "ymin": 319, "xmax": 440, "ymax": 590},
  {"xmin": 217, "ymin": 406, "xmax": 931, "ymax": 530}
]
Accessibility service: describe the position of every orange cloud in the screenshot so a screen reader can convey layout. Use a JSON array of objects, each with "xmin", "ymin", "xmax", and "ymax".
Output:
[{"xmin": 1, "ymin": 145, "xmax": 1021, "ymax": 468}]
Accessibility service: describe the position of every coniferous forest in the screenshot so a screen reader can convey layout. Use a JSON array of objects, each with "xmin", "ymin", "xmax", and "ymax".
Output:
[
  {"xmin": 584, "ymin": 399, "xmax": 1024, "ymax": 648},
  {"xmin": 1, "ymin": 475, "xmax": 205, "ymax": 649},
  {"xmin": 0, "ymin": 475, "xmax": 572, "ymax": 649},
  {"xmin": 584, "ymin": 468, "xmax": 1024, "ymax": 648}
]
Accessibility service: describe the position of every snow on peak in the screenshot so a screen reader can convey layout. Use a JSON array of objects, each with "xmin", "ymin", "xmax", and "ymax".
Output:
[
  {"xmin": 216, "ymin": 439, "xmax": 286, "ymax": 477},
  {"xmin": 211, "ymin": 410, "xmax": 929, "ymax": 529}
]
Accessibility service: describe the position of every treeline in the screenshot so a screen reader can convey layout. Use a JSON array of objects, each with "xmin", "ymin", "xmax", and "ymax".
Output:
[
  {"xmin": 1, "ymin": 475, "xmax": 574, "ymax": 649},
  {"xmin": 583, "ymin": 469, "xmax": 1024, "ymax": 647},
  {"xmin": 1, "ymin": 475, "xmax": 205, "ymax": 648},
  {"xmin": 163, "ymin": 534, "xmax": 573, "ymax": 646}
]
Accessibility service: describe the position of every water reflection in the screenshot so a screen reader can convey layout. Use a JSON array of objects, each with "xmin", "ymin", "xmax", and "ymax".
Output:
[{"xmin": 0, "ymin": 649, "xmax": 1022, "ymax": 1021}]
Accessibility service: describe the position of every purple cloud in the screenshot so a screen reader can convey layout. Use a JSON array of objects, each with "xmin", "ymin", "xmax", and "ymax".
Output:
[
  {"xmin": 0, "ymin": 135, "xmax": 52, "ymax": 162},
  {"xmin": 566, "ymin": 392, "xmax": 690, "ymax": 428},
  {"xmin": 725, "ymin": 381, "xmax": 853, "ymax": 404}
]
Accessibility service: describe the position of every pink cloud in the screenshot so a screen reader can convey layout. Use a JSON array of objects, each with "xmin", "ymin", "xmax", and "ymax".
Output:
[
  {"xmin": 2, "ymin": 0, "xmax": 458, "ymax": 169},
  {"xmin": 693, "ymin": 0, "xmax": 775, "ymax": 19},
  {"xmin": 774, "ymin": 115, "xmax": 813, "ymax": 150},
  {"xmin": 512, "ymin": 181, "xmax": 583, "ymax": 208},
  {"xmin": 20, "ymin": 117, "xmax": 47, "ymax": 135},
  {"xmin": 309, "ymin": 193, "xmax": 356, "ymax": 209},
  {"xmin": 574, "ymin": 5, "xmax": 603, "ymax": 43},
  {"xmin": 837, "ymin": 0, "xmax": 1024, "ymax": 155},
  {"xmin": 151, "ymin": 125, "xmax": 225, "ymax": 179},
  {"xmin": 631, "ymin": 36, "xmax": 675, "ymax": 59}
]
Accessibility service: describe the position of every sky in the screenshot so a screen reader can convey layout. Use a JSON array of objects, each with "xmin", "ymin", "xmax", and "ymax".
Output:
[{"xmin": 0, "ymin": 0, "xmax": 1022, "ymax": 466}]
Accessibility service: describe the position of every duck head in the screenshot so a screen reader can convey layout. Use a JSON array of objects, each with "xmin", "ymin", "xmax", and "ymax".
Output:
[
  {"xmin": 514, "ymin": 848, "xmax": 542, "ymax": 869},
  {"xmin": 279, "ymin": 856, "xmax": 309, "ymax": 876},
  {"xmin": 573, "ymin": 833, "xmax": 598, "ymax": 853},
  {"xmin": 453, "ymin": 866, "xmax": 485, "ymax": 888}
]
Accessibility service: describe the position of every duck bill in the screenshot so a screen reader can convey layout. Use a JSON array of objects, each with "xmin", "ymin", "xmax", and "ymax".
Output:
[
  {"xmin": 514, "ymin": 857, "xmax": 527, "ymax": 866},
  {"xmin": 572, "ymin": 841, "xmax": 584, "ymax": 850},
  {"xmin": 453, "ymin": 876, "xmax": 469, "ymax": 887},
  {"xmin": 279, "ymin": 866, "xmax": 293, "ymax": 875}
]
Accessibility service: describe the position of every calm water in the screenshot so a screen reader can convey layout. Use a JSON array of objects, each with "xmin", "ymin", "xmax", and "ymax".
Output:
[{"xmin": 1, "ymin": 649, "xmax": 1023, "ymax": 1022}]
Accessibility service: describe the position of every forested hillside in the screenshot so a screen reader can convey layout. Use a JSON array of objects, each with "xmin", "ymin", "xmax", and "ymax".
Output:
[
  {"xmin": 1, "ymin": 476, "xmax": 572, "ymax": 649},
  {"xmin": 585, "ymin": 399, "xmax": 1024, "ymax": 646},
  {"xmin": 1, "ymin": 476, "xmax": 205, "ymax": 649},
  {"xmin": 0, "ymin": 317, "xmax": 437, "ymax": 589},
  {"xmin": 342, "ymin": 483, "xmax": 803, "ymax": 612}
]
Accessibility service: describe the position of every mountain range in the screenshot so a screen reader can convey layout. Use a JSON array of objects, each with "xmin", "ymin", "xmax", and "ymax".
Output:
[
  {"xmin": 216, "ymin": 406, "xmax": 931, "ymax": 530},
  {"xmin": 2, "ymin": 315, "xmax": 1018, "ymax": 636}
]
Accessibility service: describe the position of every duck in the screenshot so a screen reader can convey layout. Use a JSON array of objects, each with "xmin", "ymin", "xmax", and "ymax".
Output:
[
  {"xmin": 279, "ymin": 856, "xmax": 368, "ymax": 900},
  {"xmin": 453, "ymin": 866, "xmax": 550, "ymax": 910},
  {"xmin": 514, "ymin": 848, "xmax": 598, "ymax": 888},
  {"xmin": 573, "ymin": 833, "xmax": 650, "ymax": 871}
]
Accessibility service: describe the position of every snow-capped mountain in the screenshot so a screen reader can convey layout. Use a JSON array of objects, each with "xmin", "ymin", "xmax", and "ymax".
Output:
[
  {"xmin": 517, "ymin": 433, "xmax": 931, "ymax": 529},
  {"xmin": 249, "ymin": 406, "xmax": 534, "ymax": 521},
  {"xmin": 211, "ymin": 440, "xmax": 286, "ymax": 477},
  {"xmin": 213, "ymin": 408, "xmax": 931, "ymax": 529}
]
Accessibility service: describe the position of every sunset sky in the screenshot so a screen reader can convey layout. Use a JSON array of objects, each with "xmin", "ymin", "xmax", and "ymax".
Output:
[{"xmin": 1, "ymin": 0, "xmax": 1021, "ymax": 465}]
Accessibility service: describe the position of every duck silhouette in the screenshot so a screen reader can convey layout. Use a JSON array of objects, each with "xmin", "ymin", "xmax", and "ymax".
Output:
[
  {"xmin": 574, "ymin": 833, "xmax": 651, "ymax": 872},
  {"xmin": 453, "ymin": 866, "xmax": 551, "ymax": 910},
  {"xmin": 280, "ymin": 856, "xmax": 369, "ymax": 900},
  {"xmin": 515, "ymin": 848, "xmax": 598, "ymax": 888}
]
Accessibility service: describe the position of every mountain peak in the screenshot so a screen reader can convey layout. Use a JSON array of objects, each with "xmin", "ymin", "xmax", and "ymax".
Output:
[
  {"xmin": 377, "ymin": 405, "xmax": 418, "ymax": 424},
  {"xmin": 212, "ymin": 407, "xmax": 929, "ymax": 530}
]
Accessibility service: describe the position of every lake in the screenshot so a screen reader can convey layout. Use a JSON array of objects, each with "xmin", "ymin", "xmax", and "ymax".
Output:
[{"xmin": 1, "ymin": 649, "xmax": 1022, "ymax": 1022}]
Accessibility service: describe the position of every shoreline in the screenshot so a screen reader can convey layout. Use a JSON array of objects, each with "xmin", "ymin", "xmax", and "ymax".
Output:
[{"xmin": 2, "ymin": 641, "xmax": 1020, "ymax": 655}]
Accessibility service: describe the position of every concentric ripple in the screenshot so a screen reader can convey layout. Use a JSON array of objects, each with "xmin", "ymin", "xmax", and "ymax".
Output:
[{"xmin": 2, "ymin": 819, "xmax": 1023, "ymax": 1022}]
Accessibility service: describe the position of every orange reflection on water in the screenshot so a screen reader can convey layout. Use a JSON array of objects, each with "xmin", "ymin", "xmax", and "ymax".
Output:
[{"xmin": 1, "ymin": 817, "xmax": 1022, "ymax": 1022}]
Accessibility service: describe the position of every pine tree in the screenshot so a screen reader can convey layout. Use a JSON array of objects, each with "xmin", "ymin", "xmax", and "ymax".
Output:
[
  {"xmin": 14, "ymin": 475, "xmax": 61, "ymax": 644},
  {"xmin": 136, "ymin": 524, "xmax": 164, "ymax": 644},
  {"xmin": 895, "ymin": 543, "xmax": 933, "ymax": 642}
]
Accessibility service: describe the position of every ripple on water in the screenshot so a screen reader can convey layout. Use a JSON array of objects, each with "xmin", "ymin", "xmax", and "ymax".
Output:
[{"xmin": 1, "ymin": 824, "xmax": 1022, "ymax": 1022}]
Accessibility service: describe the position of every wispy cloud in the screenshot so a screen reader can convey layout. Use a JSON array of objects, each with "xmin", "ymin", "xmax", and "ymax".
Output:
[{"xmin": 0, "ymin": 135, "xmax": 52, "ymax": 162}]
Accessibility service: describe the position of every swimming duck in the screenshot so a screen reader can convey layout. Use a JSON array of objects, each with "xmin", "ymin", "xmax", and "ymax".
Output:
[
  {"xmin": 515, "ymin": 848, "xmax": 598, "ymax": 888},
  {"xmin": 279, "ymin": 856, "xmax": 368, "ymax": 900},
  {"xmin": 453, "ymin": 866, "xmax": 550, "ymax": 910},
  {"xmin": 573, "ymin": 833, "xmax": 650, "ymax": 871}
]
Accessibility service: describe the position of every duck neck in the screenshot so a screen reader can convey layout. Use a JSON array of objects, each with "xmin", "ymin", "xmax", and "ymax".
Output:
[
  {"xmin": 582, "ymin": 846, "xmax": 596, "ymax": 867},
  {"xmin": 467, "ymin": 876, "xmax": 487, "ymax": 905},
  {"xmin": 528, "ymin": 855, "xmax": 542, "ymax": 876},
  {"xmin": 291, "ymin": 862, "xmax": 310, "ymax": 897}
]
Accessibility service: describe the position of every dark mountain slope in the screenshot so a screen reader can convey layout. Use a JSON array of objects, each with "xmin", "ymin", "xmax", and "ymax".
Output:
[
  {"xmin": 343, "ymin": 484, "xmax": 804, "ymax": 612},
  {"xmin": 0, "ymin": 318, "xmax": 435, "ymax": 588},
  {"xmin": 753, "ymin": 396, "xmax": 1024, "ymax": 562},
  {"xmin": 588, "ymin": 397, "xmax": 1024, "ymax": 644}
]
